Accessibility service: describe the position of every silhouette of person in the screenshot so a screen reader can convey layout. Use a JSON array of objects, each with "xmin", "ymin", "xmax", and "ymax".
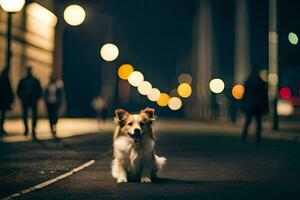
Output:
[
  {"xmin": 17, "ymin": 66, "xmax": 42, "ymax": 137},
  {"xmin": 44, "ymin": 76, "xmax": 63, "ymax": 136},
  {"xmin": 241, "ymin": 67, "xmax": 269, "ymax": 144},
  {"xmin": 101, "ymin": 101, "xmax": 109, "ymax": 125},
  {"xmin": 0, "ymin": 68, "xmax": 14, "ymax": 135},
  {"xmin": 92, "ymin": 96, "xmax": 108, "ymax": 127}
]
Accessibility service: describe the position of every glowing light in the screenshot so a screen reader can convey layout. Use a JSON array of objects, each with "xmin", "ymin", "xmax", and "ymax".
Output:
[
  {"xmin": 209, "ymin": 78, "xmax": 225, "ymax": 94},
  {"xmin": 0, "ymin": 0, "xmax": 25, "ymax": 12},
  {"xmin": 118, "ymin": 64, "xmax": 134, "ymax": 80},
  {"xmin": 168, "ymin": 97, "xmax": 182, "ymax": 110},
  {"xmin": 157, "ymin": 93, "xmax": 170, "ymax": 107},
  {"xmin": 63, "ymin": 4, "xmax": 86, "ymax": 26},
  {"xmin": 147, "ymin": 88, "xmax": 161, "ymax": 101},
  {"xmin": 259, "ymin": 69, "xmax": 268, "ymax": 82},
  {"xmin": 277, "ymin": 99, "xmax": 294, "ymax": 116},
  {"xmin": 268, "ymin": 73, "xmax": 278, "ymax": 86},
  {"xmin": 177, "ymin": 83, "xmax": 192, "ymax": 98},
  {"xmin": 279, "ymin": 87, "xmax": 292, "ymax": 99},
  {"xmin": 128, "ymin": 71, "xmax": 144, "ymax": 87},
  {"xmin": 100, "ymin": 43, "xmax": 119, "ymax": 62},
  {"xmin": 178, "ymin": 73, "xmax": 192, "ymax": 84},
  {"xmin": 137, "ymin": 81, "xmax": 152, "ymax": 95},
  {"xmin": 169, "ymin": 88, "xmax": 179, "ymax": 97},
  {"xmin": 232, "ymin": 84, "xmax": 245, "ymax": 100},
  {"xmin": 288, "ymin": 32, "xmax": 298, "ymax": 45}
]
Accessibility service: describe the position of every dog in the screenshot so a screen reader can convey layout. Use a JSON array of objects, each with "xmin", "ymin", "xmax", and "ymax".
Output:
[{"xmin": 111, "ymin": 108, "xmax": 166, "ymax": 183}]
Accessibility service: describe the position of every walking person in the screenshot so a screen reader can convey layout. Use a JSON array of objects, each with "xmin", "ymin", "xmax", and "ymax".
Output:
[
  {"xmin": 92, "ymin": 96, "xmax": 108, "ymax": 128},
  {"xmin": 0, "ymin": 68, "xmax": 14, "ymax": 136},
  {"xmin": 101, "ymin": 101, "xmax": 109, "ymax": 125},
  {"xmin": 44, "ymin": 76, "xmax": 63, "ymax": 136},
  {"xmin": 17, "ymin": 66, "xmax": 43, "ymax": 138},
  {"xmin": 241, "ymin": 67, "xmax": 269, "ymax": 145}
]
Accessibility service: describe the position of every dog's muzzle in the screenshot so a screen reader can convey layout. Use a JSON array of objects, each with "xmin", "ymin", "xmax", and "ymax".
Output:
[{"xmin": 128, "ymin": 129, "xmax": 142, "ymax": 143}]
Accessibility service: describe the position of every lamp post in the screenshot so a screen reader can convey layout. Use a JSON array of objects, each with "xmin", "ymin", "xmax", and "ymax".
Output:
[
  {"xmin": 0, "ymin": 0, "xmax": 25, "ymax": 72},
  {"xmin": 269, "ymin": 0, "xmax": 279, "ymax": 130}
]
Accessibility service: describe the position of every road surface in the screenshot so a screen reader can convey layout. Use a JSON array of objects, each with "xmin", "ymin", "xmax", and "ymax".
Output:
[{"xmin": 0, "ymin": 120, "xmax": 300, "ymax": 199}]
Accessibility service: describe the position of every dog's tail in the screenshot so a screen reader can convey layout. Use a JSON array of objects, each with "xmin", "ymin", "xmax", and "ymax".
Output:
[{"xmin": 155, "ymin": 155, "xmax": 166, "ymax": 171}]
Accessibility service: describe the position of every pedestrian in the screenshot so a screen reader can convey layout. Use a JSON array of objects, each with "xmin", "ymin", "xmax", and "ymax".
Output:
[
  {"xmin": 241, "ymin": 67, "xmax": 269, "ymax": 145},
  {"xmin": 101, "ymin": 101, "xmax": 109, "ymax": 125},
  {"xmin": 44, "ymin": 76, "xmax": 63, "ymax": 136},
  {"xmin": 0, "ymin": 68, "xmax": 14, "ymax": 136},
  {"xmin": 92, "ymin": 96, "xmax": 108, "ymax": 127},
  {"xmin": 17, "ymin": 66, "xmax": 43, "ymax": 137}
]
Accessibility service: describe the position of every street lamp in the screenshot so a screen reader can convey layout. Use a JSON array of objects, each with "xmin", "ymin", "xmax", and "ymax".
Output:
[
  {"xmin": 0, "ymin": 0, "xmax": 25, "ymax": 71},
  {"xmin": 63, "ymin": 4, "xmax": 86, "ymax": 26}
]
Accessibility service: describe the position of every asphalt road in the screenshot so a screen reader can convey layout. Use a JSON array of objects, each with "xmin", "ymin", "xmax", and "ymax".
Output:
[{"xmin": 1, "ymin": 126, "xmax": 300, "ymax": 200}]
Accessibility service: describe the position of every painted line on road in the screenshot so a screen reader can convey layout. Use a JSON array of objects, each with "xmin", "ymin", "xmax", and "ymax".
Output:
[{"xmin": 1, "ymin": 160, "xmax": 96, "ymax": 200}]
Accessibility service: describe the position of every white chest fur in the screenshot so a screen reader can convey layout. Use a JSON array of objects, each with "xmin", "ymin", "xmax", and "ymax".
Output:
[{"xmin": 114, "ymin": 136, "xmax": 155, "ymax": 175}]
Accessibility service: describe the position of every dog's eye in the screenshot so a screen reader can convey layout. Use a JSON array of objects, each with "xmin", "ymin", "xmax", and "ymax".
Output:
[
  {"xmin": 128, "ymin": 122, "xmax": 133, "ymax": 126},
  {"xmin": 139, "ymin": 122, "xmax": 145, "ymax": 126}
]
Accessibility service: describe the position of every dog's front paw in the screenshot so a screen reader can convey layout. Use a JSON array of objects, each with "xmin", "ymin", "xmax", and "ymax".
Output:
[
  {"xmin": 117, "ymin": 177, "xmax": 128, "ymax": 183},
  {"xmin": 140, "ymin": 177, "xmax": 152, "ymax": 183}
]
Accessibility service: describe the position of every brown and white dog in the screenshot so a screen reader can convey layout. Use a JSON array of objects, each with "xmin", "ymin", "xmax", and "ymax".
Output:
[{"xmin": 111, "ymin": 108, "xmax": 166, "ymax": 183}]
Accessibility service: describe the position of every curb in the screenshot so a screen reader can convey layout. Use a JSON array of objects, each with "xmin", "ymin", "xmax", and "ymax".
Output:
[{"xmin": 1, "ymin": 160, "xmax": 96, "ymax": 200}]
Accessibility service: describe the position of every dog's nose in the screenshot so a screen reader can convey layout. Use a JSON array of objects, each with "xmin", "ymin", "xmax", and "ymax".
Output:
[{"xmin": 134, "ymin": 128, "xmax": 141, "ymax": 134}]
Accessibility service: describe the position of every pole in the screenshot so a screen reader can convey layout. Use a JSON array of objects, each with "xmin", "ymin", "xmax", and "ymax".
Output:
[
  {"xmin": 269, "ymin": 0, "xmax": 279, "ymax": 130},
  {"xmin": 6, "ymin": 12, "xmax": 12, "ymax": 72}
]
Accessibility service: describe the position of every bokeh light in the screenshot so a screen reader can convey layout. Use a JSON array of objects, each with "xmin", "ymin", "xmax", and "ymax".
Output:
[
  {"xmin": 279, "ymin": 87, "xmax": 292, "ymax": 99},
  {"xmin": 178, "ymin": 73, "xmax": 192, "ymax": 84},
  {"xmin": 177, "ymin": 83, "xmax": 192, "ymax": 98},
  {"xmin": 277, "ymin": 99, "xmax": 294, "ymax": 116},
  {"xmin": 118, "ymin": 64, "xmax": 134, "ymax": 80},
  {"xmin": 0, "ymin": 0, "xmax": 25, "ymax": 12},
  {"xmin": 169, "ymin": 88, "xmax": 179, "ymax": 97},
  {"xmin": 100, "ymin": 43, "xmax": 119, "ymax": 62},
  {"xmin": 209, "ymin": 78, "xmax": 225, "ymax": 94},
  {"xmin": 268, "ymin": 73, "xmax": 278, "ymax": 86},
  {"xmin": 137, "ymin": 81, "xmax": 152, "ymax": 95},
  {"xmin": 128, "ymin": 71, "xmax": 144, "ymax": 87},
  {"xmin": 157, "ymin": 93, "xmax": 170, "ymax": 107},
  {"xmin": 63, "ymin": 4, "xmax": 86, "ymax": 26},
  {"xmin": 288, "ymin": 32, "xmax": 298, "ymax": 45},
  {"xmin": 168, "ymin": 97, "xmax": 182, "ymax": 110},
  {"xmin": 147, "ymin": 88, "xmax": 161, "ymax": 102},
  {"xmin": 259, "ymin": 69, "xmax": 268, "ymax": 82},
  {"xmin": 232, "ymin": 84, "xmax": 245, "ymax": 100}
]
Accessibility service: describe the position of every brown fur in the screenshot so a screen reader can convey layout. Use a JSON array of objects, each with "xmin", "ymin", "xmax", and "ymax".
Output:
[{"xmin": 111, "ymin": 108, "xmax": 166, "ymax": 183}]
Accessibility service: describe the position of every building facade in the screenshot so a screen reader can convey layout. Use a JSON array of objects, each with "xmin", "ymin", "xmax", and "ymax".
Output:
[{"xmin": 0, "ymin": 0, "xmax": 57, "ymax": 116}]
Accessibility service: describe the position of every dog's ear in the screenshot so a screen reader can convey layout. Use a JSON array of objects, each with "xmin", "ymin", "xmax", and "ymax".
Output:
[
  {"xmin": 141, "ymin": 107, "xmax": 156, "ymax": 121},
  {"xmin": 114, "ymin": 109, "xmax": 128, "ymax": 125}
]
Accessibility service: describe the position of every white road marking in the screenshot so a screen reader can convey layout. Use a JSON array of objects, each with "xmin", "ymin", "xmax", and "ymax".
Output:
[{"xmin": 0, "ymin": 160, "xmax": 96, "ymax": 200}]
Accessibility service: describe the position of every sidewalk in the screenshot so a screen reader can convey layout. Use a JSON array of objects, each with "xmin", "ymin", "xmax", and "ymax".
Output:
[
  {"xmin": 157, "ymin": 119, "xmax": 300, "ymax": 142},
  {"xmin": 0, "ymin": 118, "xmax": 113, "ymax": 143},
  {"xmin": 1, "ymin": 118, "xmax": 299, "ymax": 143}
]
